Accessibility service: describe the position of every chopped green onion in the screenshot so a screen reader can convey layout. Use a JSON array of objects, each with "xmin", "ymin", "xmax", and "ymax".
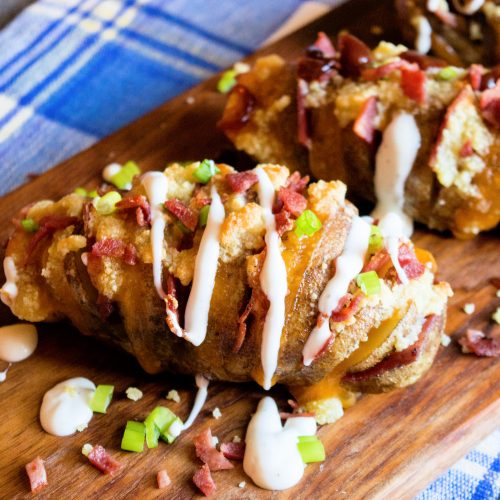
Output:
[
  {"xmin": 199, "ymin": 205, "xmax": 210, "ymax": 227},
  {"xmin": 437, "ymin": 66, "xmax": 458, "ymax": 81},
  {"xmin": 193, "ymin": 159, "xmax": 220, "ymax": 184},
  {"xmin": 145, "ymin": 418, "xmax": 161, "ymax": 449},
  {"xmin": 21, "ymin": 218, "xmax": 38, "ymax": 232},
  {"xmin": 90, "ymin": 384, "xmax": 114, "ymax": 413},
  {"xmin": 93, "ymin": 191, "xmax": 122, "ymax": 215},
  {"xmin": 144, "ymin": 406, "xmax": 183, "ymax": 446},
  {"xmin": 88, "ymin": 190, "xmax": 98, "ymax": 198},
  {"xmin": 217, "ymin": 69, "xmax": 237, "ymax": 93},
  {"xmin": 121, "ymin": 421, "xmax": 145, "ymax": 452},
  {"xmin": 109, "ymin": 161, "xmax": 141, "ymax": 190},
  {"xmin": 74, "ymin": 187, "xmax": 88, "ymax": 196},
  {"xmin": 368, "ymin": 224, "xmax": 383, "ymax": 254},
  {"xmin": 297, "ymin": 436, "xmax": 325, "ymax": 463},
  {"xmin": 356, "ymin": 270, "xmax": 381, "ymax": 296},
  {"xmin": 295, "ymin": 210, "xmax": 322, "ymax": 238},
  {"xmin": 160, "ymin": 416, "xmax": 183, "ymax": 444}
]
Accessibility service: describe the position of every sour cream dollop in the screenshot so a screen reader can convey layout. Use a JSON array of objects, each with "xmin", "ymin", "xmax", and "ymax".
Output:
[
  {"xmin": 0, "ymin": 324, "xmax": 38, "ymax": 362},
  {"xmin": 40, "ymin": 377, "xmax": 95, "ymax": 436},
  {"xmin": 243, "ymin": 397, "xmax": 316, "ymax": 490}
]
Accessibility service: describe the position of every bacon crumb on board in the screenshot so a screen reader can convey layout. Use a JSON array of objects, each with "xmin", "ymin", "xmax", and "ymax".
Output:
[
  {"xmin": 25, "ymin": 457, "xmax": 48, "ymax": 493},
  {"xmin": 87, "ymin": 445, "xmax": 122, "ymax": 475},
  {"xmin": 157, "ymin": 469, "xmax": 171, "ymax": 489},
  {"xmin": 193, "ymin": 428, "xmax": 233, "ymax": 471},
  {"xmin": 193, "ymin": 464, "xmax": 216, "ymax": 497},
  {"xmin": 220, "ymin": 442, "xmax": 245, "ymax": 461},
  {"xmin": 459, "ymin": 329, "xmax": 500, "ymax": 357}
]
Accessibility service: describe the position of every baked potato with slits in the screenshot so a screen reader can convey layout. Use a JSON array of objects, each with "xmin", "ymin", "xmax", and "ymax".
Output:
[{"xmin": 1, "ymin": 162, "xmax": 451, "ymax": 423}]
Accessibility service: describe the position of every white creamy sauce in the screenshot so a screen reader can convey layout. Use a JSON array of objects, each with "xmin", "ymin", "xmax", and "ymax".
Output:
[
  {"xmin": 254, "ymin": 167, "xmax": 288, "ymax": 390},
  {"xmin": 182, "ymin": 374, "xmax": 209, "ymax": 430},
  {"xmin": 452, "ymin": 0, "xmax": 485, "ymax": 15},
  {"xmin": 243, "ymin": 397, "xmax": 316, "ymax": 491},
  {"xmin": 302, "ymin": 216, "xmax": 370, "ymax": 366},
  {"xmin": 372, "ymin": 112, "xmax": 421, "ymax": 238},
  {"xmin": 412, "ymin": 15, "xmax": 432, "ymax": 54},
  {"xmin": 0, "ymin": 256, "xmax": 18, "ymax": 306},
  {"xmin": 40, "ymin": 377, "xmax": 95, "ymax": 436},
  {"xmin": 378, "ymin": 212, "xmax": 409, "ymax": 285},
  {"xmin": 184, "ymin": 186, "xmax": 225, "ymax": 346},
  {"xmin": 0, "ymin": 324, "xmax": 38, "ymax": 362},
  {"xmin": 0, "ymin": 364, "xmax": 11, "ymax": 383}
]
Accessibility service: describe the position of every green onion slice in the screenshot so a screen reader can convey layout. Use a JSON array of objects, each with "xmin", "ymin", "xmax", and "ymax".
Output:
[
  {"xmin": 89, "ymin": 384, "xmax": 114, "ymax": 413},
  {"xmin": 437, "ymin": 66, "xmax": 458, "ymax": 81},
  {"xmin": 295, "ymin": 209, "xmax": 322, "ymax": 238},
  {"xmin": 297, "ymin": 436, "xmax": 325, "ymax": 463},
  {"xmin": 21, "ymin": 218, "xmax": 39, "ymax": 232},
  {"xmin": 74, "ymin": 187, "xmax": 88, "ymax": 197},
  {"xmin": 144, "ymin": 407, "xmax": 183, "ymax": 446},
  {"xmin": 145, "ymin": 418, "xmax": 161, "ymax": 449},
  {"xmin": 193, "ymin": 159, "xmax": 220, "ymax": 184},
  {"xmin": 368, "ymin": 224, "xmax": 384, "ymax": 254},
  {"xmin": 110, "ymin": 161, "xmax": 141, "ymax": 190},
  {"xmin": 217, "ymin": 69, "xmax": 237, "ymax": 93},
  {"xmin": 121, "ymin": 421, "xmax": 145, "ymax": 452},
  {"xmin": 93, "ymin": 191, "xmax": 122, "ymax": 215},
  {"xmin": 356, "ymin": 270, "xmax": 381, "ymax": 296},
  {"xmin": 199, "ymin": 205, "xmax": 210, "ymax": 227}
]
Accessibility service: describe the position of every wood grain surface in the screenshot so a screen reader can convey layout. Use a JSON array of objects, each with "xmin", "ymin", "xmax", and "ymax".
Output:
[{"xmin": 0, "ymin": 0, "xmax": 499, "ymax": 498}]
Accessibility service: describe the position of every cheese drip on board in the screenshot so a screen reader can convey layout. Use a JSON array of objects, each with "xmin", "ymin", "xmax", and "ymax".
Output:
[
  {"xmin": 372, "ymin": 112, "xmax": 421, "ymax": 238},
  {"xmin": 243, "ymin": 397, "xmax": 316, "ymax": 490},
  {"xmin": 0, "ymin": 256, "xmax": 18, "ymax": 306},
  {"xmin": 184, "ymin": 186, "xmax": 225, "ymax": 346},
  {"xmin": 40, "ymin": 378, "xmax": 95, "ymax": 436},
  {"xmin": 254, "ymin": 167, "xmax": 288, "ymax": 390},
  {"xmin": 302, "ymin": 216, "xmax": 371, "ymax": 366},
  {"xmin": 182, "ymin": 374, "xmax": 209, "ymax": 430}
]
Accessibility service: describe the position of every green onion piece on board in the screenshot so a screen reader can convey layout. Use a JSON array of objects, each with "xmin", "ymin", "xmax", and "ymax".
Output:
[
  {"xmin": 89, "ymin": 384, "xmax": 114, "ymax": 413},
  {"xmin": 121, "ymin": 421, "xmax": 145, "ymax": 452},
  {"xmin": 217, "ymin": 69, "xmax": 237, "ymax": 93},
  {"xmin": 297, "ymin": 436, "xmax": 326, "ymax": 463},
  {"xmin": 110, "ymin": 161, "xmax": 141, "ymax": 190},
  {"xmin": 144, "ymin": 407, "xmax": 183, "ymax": 446},
  {"xmin": 356, "ymin": 270, "xmax": 381, "ymax": 296},
  {"xmin": 199, "ymin": 205, "xmax": 210, "ymax": 227},
  {"xmin": 437, "ymin": 66, "xmax": 458, "ymax": 81},
  {"xmin": 74, "ymin": 187, "xmax": 88, "ymax": 196},
  {"xmin": 21, "ymin": 218, "xmax": 39, "ymax": 233},
  {"xmin": 295, "ymin": 210, "xmax": 322, "ymax": 238},
  {"xmin": 193, "ymin": 159, "xmax": 220, "ymax": 184},
  {"xmin": 368, "ymin": 224, "xmax": 383, "ymax": 254},
  {"xmin": 145, "ymin": 418, "xmax": 161, "ymax": 449},
  {"xmin": 93, "ymin": 191, "xmax": 122, "ymax": 215},
  {"xmin": 160, "ymin": 416, "xmax": 183, "ymax": 444}
]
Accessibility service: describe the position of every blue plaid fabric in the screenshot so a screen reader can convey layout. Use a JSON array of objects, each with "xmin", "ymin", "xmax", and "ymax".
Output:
[{"xmin": 0, "ymin": 1, "xmax": 498, "ymax": 498}]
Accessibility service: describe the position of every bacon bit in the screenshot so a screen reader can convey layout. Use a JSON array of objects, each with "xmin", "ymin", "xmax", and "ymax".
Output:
[
  {"xmin": 459, "ymin": 329, "xmax": 500, "ymax": 357},
  {"xmin": 26, "ymin": 215, "xmax": 78, "ymax": 261},
  {"xmin": 338, "ymin": 33, "xmax": 372, "ymax": 78},
  {"xmin": 164, "ymin": 199, "xmax": 198, "ymax": 231},
  {"xmin": 234, "ymin": 294, "xmax": 254, "ymax": 353},
  {"xmin": 480, "ymin": 82, "xmax": 500, "ymax": 128},
  {"xmin": 274, "ymin": 209, "xmax": 295, "ymax": 237},
  {"xmin": 286, "ymin": 171, "xmax": 309, "ymax": 194},
  {"xmin": 193, "ymin": 464, "xmax": 216, "ymax": 497},
  {"xmin": 218, "ymin": 84, "xmax": 256, "ymax": 133},
  {"xmin": 193, "ymin": 187, "xmax": 212, "ymax": 208},
  {"xmin": 165, "ymin": 272, "xmax": 182, "ymax": 336},
  {"xmin": 220, "ymin": 442, "xmax": 245, "ymax": 461},
  {"xmin": 313, "ymin": 31, "xmax": 336, "ymax": 58},
  {"xmin": 25, "ymin": 457, "xmax": 48, "ymax": 493},
  {"xmin": 331, "ymin": 293, "xmax": 363, "ymax": 322},
  {"xmin": 459, "ymin": 140, "xmax": 474, "ymax": 158},
  {"xmin": 353, "ymin": 96, "xmax": 378, "ymax": 144},
  {"xmin": 97, "ymin": 294, "xmax": 114, "ymax": 321},
  {"xmin": 343, "ymin": 315, "xmax": 439, "ymax": 382},
  {"xmin": 116, "ymin": 195, "xmax": 151, "ymax": 227},
  {"xmin": 433, "ymin": 9, "xmax": 458, "ymax": 27},
  {"xmin": 87, "ymin": 445, "xmax": 122, "ymax": 475},
  {"xmin": 362, "ymin": 249, "xmax": 391, "ymax": 273},
  {"xmin": 469, "ymin": 64, "xmax": 484, "ymax": 91},
  {"xmin": 398, "ymin": 244, "xmax": 425, "ymax": 282},
  {"xmin": 297, "ymin": 79, "xmax": 311, "ymax": 148},
  {"xmin": 400, "ymin": 51, "xmax": 447, "ymax": 69},
  {"xmin": 225, "ymin": 171, "xmax": 258, "ymax": 193},
  {"xmin": 278, "ymin": 187, "xmax": 307, "ymax": 217},
  {"xmin": 194, "ymin": 428, "xmax": 233, "ymax": 471},
  {"xmin": 91, "ymin": 238, "xmax": 138, "ymax": 265},
  {"xmin": 400, "ymin": 66, "xmax": 426, "ymax": 104},
  {"xmin": 157, "ymin": 469, "xmax": 171, "ymax": 489}
]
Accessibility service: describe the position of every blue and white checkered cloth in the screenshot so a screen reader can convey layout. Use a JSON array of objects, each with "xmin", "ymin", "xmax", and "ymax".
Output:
[{"xmin": 0, "ymin": 1, "xmax": 498, "ymax": 497}]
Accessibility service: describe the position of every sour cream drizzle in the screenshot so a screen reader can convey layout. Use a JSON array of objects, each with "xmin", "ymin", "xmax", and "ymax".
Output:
[
  {"xmin": 379, "ymin": 212, "xmax": 410, "ymax": 285},
  {"xmin": 0, "ymin": 324, "xmax": 38, "ymax": 362},
  {"xmin": 184, "ymin": 186, "xmax": 225, "ymax": 346},
  {"xmin": 40, "ymin": 377, "xmax": 95, "ymax": 436},
  {"xmin": 302, "ymin": 216, "xmax": 370, "ymax": 366},
  {"xmin": 182, "ymin": 374, "xmax": 209, "ymax": 430},
  {"xmin": 243, "ymin": 397, "xmax": 316, "ymax": 490},
  {"xmin": 254, "ymin": 167, "xmax": 288, "ymax": 390},
  {"xmin": 372, "ymin": 112, "xmax": 421, "ymax": 238},
  {"xmin": 0, "ymin": 256, "xmax": 18, "ymax": 306},
  {"xmin": 0, "ymin": 364, "xmax": 11, "ymax": 383},
  {"xmin": 413, "ymin": 15, "xmax": 432, "ymax": 54}
]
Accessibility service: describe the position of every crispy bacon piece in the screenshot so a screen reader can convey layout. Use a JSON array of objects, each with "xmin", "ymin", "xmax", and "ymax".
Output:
[
  {"xmin": 313, "ymin": 31, "xmax": 335, "ymax": 58},
  {"xmin": 25, "ymin": 457, "xmax": 48, "ymax": 493},
  {"xmin": 116, "ymin": 195, "xmax": 151, "ymax": 227},
  {"xmin": 297, "ymin": 79, "xmax": 311, "ymax": 148},
  {"xmin": 234, "ymin": 294, "xmax": 254, "ymax": 353},
  {"xmin": 398, "ymin": 244, "xmax": 425, "ymax": 282},
  {"xmin": 469, "ymin": 64, "xmax": 483, "ymax": 91},
  {"xmin": 193, "ymin": 464, "xmax": 216, "ymax": 497},
  {"xmin": 225, "ymin": 171, "xmax": 258, "ymax": 193},
  {"xmin": 218, "ymin": 84, "xmax": 256, "ymax": 133},
  {"xmin": 286, "ymin": 171, "xmax": 309, "ymax": 194},
  {"xmin": 220, "ymin": 442, "xmax": 245, "ymax": 461},
  {"xmin": 459, "ymin": 329, "xmax": 500, "ymax": 357},
  {"xmin": 194, "ymin": 428, "xmax": 233, "ymax": 471},
  {"xmin": 277, "ymin": 187, "xmax": 307, "ymax": 217},
  {"xmin": 165, "ymin": 272, "xmax": 182, "ymax": 336},
  {"xmin": 26, "ymin": 215, "xmax": 78, "ymax": 261},
  {"xmin": 338, "ymin": 33, "xmax": 372, "ymax": 78},
  {"xmin": 331, "ymin": 293, "xmax": 363, "ymax": 322},
  {"xmin": 459, "ymin": 140, "xmax": 474, "ymax": 158},
  {"xmin": 362, "ymin": 249, "xmax": 391, "ymax": 273},
  {"xmin": 353, "ymin": 96, "xmax": 378, "ymax": 144},
  {"xmin": 91, "ymin": 238, "xmax": 138, "ymax": 265},
  {"xmin": 361, "ymin": 61, "xmax": 406, "ymax": 81},
  {"xmin": 275, "ymin": 209, "xmax": 294, "ymax": 237},
  {"xmin": 87, "ymin": 445, "xmax": 122, "ymax": 475},
  {"xmin": 400, "ymin": 66, "xmax": 426, "ymax": 104},
  {"xmin": 157, "ymin": 469, "xmax": 171, "ymax": 489},
  {"xmin": 343, "ymin": 315, "xmax": 438, "ymax": 382},
  {"xmin": 400, "ymin": 51, "xmax": 447, "ymax": 70},
  {"xmin": 164, "ymin": 199, "xmax": 198, "ymax": 231},
  {"xmin": 480, "ymin": 82, "xmax": 500, "ymax": 128}
]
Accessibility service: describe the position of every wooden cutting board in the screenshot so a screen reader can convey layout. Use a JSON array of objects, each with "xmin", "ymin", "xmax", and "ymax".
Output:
[{"xmin": 0, "ymin": 0, "xmax": 499, "ymax": 498}]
